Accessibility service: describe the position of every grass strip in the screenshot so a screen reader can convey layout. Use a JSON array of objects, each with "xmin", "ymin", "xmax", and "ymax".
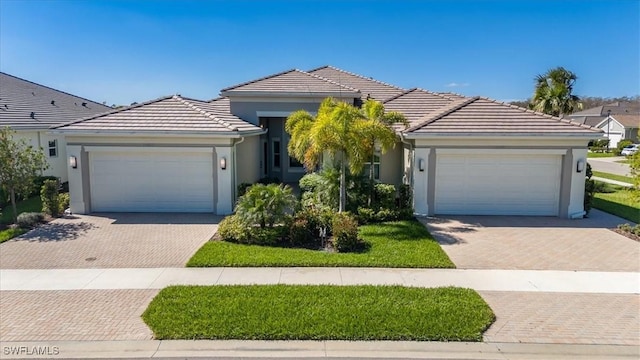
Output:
[
  {"xmin": 0, "ymin": 196, "xmax": 42, "ymax": 225},
  {"xmin": 142, "ymin": 285, "xmax": 494, "ymax": 341},
  {"xmin": 594, "ymin": 191, "xmax": 640, "ymax": 223},
  {"xmin": 187, "ymin": 220, "xmax": 454, "ymax": 268},
  {"xmin": 0, "ymin": 228, "xmax": 27, "ymax": 243},
  {"xmin": 587, "ymin": 152, "xmax": 616, "ymax": 158},
  {"xmin": 592, "ymin": 171, "xmax": 633, "ymax": 184}
]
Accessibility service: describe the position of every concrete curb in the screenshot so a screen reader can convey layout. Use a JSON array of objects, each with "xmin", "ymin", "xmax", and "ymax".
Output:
[
  {"xmin": 591, "ymin": 176, "xmax": 633, "ymax": 188},
  {"xmin": 1, "ymin": 340, "xmax": 638, "ymax": 359}
]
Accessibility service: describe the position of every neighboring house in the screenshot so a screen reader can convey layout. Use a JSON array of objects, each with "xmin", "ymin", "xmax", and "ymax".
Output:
[
  {"xmin": 567, "ymin": 101, "xmax": 640, "ymax": 147},
  {"xmin": 593, "ymin": 114, "xmax": 639, "ymax": 147},
  {"xmin": 0, "ymin": 72, "xmax": 111, "ymax": 182},
  {"xmin": 51, "ymin": 66, "xmax": 602, "ymax": 218}
]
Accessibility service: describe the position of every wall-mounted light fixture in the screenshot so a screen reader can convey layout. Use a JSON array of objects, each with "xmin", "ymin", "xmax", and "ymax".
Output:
[
  {"xmin": 418, "ymin": 158, "xmax": 425, "ymax": 172},
  {"xmin": 69, "ymin": 156, "xmax": 77, "ymax": 169},
  {"xmin": 220, "ymin": 157, "xmax": 227, "ymax": 170},
  {"xmin": 576, "ymin": 159, "xmax": 585, "ymax": 173}
]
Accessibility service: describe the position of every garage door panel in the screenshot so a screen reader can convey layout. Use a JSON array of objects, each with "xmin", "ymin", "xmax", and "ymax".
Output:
[
  {"xmin": 89, "ymin": 151, "xmax": 214, "ymax": 213},
  {"xmin": 435, "ymin": 154, "xmax": 560, "ymax": 216}
]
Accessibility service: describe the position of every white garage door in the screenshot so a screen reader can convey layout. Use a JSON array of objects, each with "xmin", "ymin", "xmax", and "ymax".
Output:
[
  {"xmin": 89, "ymin": 150, "xmax": 214, "ymax": 212},
  {"xmin": 435, "ymin": 153, "xmax": 561, "ymax": 216}
]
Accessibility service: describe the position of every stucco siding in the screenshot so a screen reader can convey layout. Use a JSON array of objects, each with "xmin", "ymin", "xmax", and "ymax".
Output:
[
  {"xmin": 236, "ymin": 136, "xmax": 261, "ymax": 185},
  {"xmin": 379, "ymin": 144, "xmax": 403, "ymax": 186},
  {"xmin": 230, "ymin": 101, "xmax": 321, "ymax": 124},
  {"xmin": 13, "ymin": 130, "xmax": 69, "ymax": 182}
]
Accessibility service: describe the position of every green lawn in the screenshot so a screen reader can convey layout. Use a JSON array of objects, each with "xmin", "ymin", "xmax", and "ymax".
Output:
[
  {"xmin": 594, "ymin": 189, "xmax": 639, "ymax": 223},
  {"xmin": 0, "ymin": 196, "xmax": 42, "ymax": 225},
  {"xmin": 142, "ymin": 285, "xmax": 494, "ymax": 341},
  {"xmin": 0, "ymin": 228, "xmax": 27, "ymax": 243},
  {"xmin": 592, "ymin": 171, "xmax": 633, "ymax": 184},
  {"xmin": 187, "ymin": 220, "xmax": 454, "ymax": 268},
  {"xmin": 587, "ymin": 152, "xmax": 616, "ymax": 158}
]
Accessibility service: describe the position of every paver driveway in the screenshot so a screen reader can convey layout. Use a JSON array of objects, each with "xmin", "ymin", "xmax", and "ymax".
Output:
[
  {"xmin": 421, "ymin": 209, "xmax": 639, "ymax": 272},
  {"xmin": 0, "ymin": 213, "xmax": 220, "ymax": 269}
]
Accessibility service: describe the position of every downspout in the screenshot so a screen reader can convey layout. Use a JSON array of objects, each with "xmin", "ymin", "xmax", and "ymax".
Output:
[
  {"xmin": 399, "ymin": 133, "xmax": 414, "ymax": 188},
  {"xmin": 231, "ymin": 136, "xmax": 245, "ymax": 206}
]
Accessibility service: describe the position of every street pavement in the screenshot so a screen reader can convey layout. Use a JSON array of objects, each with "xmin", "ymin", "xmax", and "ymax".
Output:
[{"xmin": 588, "ymin": 156, "xmax": 632, "ymax": 177}]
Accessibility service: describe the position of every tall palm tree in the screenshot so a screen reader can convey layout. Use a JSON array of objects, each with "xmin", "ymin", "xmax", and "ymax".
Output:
[
  {"xmin": 530, "ymin": 67, "xmax": 583, "ymax": 116},
  {"xmin": 360, "ymin": 99, "xmax": 407, "ymax": 206},
  {"xmin": 286, "ymin": 97, "xmax": 400, "ymax": 212}
]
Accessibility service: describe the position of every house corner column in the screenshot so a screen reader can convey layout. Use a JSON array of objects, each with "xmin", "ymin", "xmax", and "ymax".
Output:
[
  {"xmin": 413, "ymin": 148, "xmax": 431, "ymax": 216},
  {"xmin": 216, "ymin": 146, "xmax": 233, "ymax": 215},
  {"xmin": 66, "ymin": 145, "xmax": 88, "ymax": 214},
  {"xmin": 566, "ymin": 148, "xmax": 588, "ymax": 219}
]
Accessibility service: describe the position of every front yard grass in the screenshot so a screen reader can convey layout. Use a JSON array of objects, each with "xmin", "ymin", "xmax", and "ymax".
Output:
[
  {"xmin": 187, "ymin": 219, "xmax": 454, "ymax": 268},
  {"xmin": 0, "ymin": 228, "xmax": 27, "ymax": 244},
  {"xmin": 142, "ymin": 285, "xmax": 494, "ymax": 341},
  {"xmin": 587, "ymin": 152, "xmax": 616, "ymax": 158},
  {"xmin": 592, "ymin": 171, "xmax": 633, "ymax": 184},
  {"xmin": 0, "ymin": 196, "xmax": 43, "ymax": 225},
  {"xmin": 594, "ymin": 187, "xmax": 639, "ymax": 223}
]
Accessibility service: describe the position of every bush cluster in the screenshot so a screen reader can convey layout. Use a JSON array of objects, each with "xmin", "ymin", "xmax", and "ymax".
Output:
[
  {"xmin": 16, "ymin": 212, "xmax": 44, "ymax": 228},
  {"xmin": 331, "ymin": 212, "xmax": 363, "ymax": 252},
  {"xmin": 617, "ymin": 223, "xmax": 640, "ymax": 237},
  {"xmin": 614, "ymin": 139, "xmax": 634, "ymax": 156},
  {"xmin": 588, "ymin": 139, "xmax": 610, "ymax": 153}
]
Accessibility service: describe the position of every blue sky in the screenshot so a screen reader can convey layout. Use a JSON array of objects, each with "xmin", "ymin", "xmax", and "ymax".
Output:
[{"xmin": 1, "ymin": 0, "xmax": 638, "ymax": 106}]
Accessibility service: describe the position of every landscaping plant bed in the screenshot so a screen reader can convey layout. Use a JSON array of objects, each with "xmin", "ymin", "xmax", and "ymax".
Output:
[
  {"xmin": 142, "ymin": 285, "xmax": 495, "ymax": 341},
  {"xmin": 187, "ymin": 220, "xmax": 454, "ymax": 268}
]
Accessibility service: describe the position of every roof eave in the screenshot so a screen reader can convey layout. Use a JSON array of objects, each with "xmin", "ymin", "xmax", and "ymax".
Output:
[
  {"xmin": 49, "ymin": 129, "xmax": 266, "ymax": 138},
  {"xmin": 401, "ymin": 132, "xmax": 604, "ymax": 140},
  {"xmin": 220, "ymin": 90, "xmax": 360, "ymax": 98}
]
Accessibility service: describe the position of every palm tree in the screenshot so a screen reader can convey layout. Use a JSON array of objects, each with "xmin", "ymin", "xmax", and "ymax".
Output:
[
  {"xmin": 530, "ymin": 67, "xmax": 583, "ymax": 116},
  {"xmin": 286, "ymin": 97, "xmax": 400, "ymax": 212},
  {"xmin": 360, "ymin": 99, "xmax": 407, "ymax": 206}
]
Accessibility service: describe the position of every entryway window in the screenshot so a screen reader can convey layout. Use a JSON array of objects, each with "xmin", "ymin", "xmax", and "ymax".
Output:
[
  {"xmin": 363, "ymin": 153, "xmax": 380, "ymax": 180},
  {"xmin": 272, "ymin": 139, "xmax": 281, "ymax": 169},
  {"xmin": 48, "ymin": 139, "xmax": 58, "ymax": 157}
]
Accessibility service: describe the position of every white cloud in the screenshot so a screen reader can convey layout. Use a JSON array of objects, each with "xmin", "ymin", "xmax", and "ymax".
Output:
[{"xmin": 445, "ymin": 82, "xmax": 470, "ymax": 87}]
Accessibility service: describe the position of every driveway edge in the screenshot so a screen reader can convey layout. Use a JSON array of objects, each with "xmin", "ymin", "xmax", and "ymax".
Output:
[{"xmin": 1, "ymin": 340, "xmax": 639, "ymax": 359}]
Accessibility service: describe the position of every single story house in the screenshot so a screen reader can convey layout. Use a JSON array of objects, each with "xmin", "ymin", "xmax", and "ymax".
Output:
[
  {"xmin": 0, "ymin": 72, "xmax": 112, "ymax": 182},
  {"xmin": 593, "ymin": 114, "xmax": 639, "ymax": 148},
  {"xmin": 567, "ymin": 101, "xmax": 639, "ymax": 148},
  {"xmin": 51, "ymin": 66, "xmax": 602, "ymax": 218}
]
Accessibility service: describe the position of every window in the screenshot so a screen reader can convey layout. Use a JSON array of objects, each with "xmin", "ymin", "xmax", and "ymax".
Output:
[
  {"xmin": 363, "ymin": 153, "xmax": 380, "ymax": 181},
  {"xmin": 273, "ymin": 139, "xmax": 281, "ymax": 169},
  {"xmin": 48, "ymin": 140, "xmax": 58, "ymax": 157},
  {"xmin": 289, "ymin": 156, "xmax": 303, "ymax": 168}
]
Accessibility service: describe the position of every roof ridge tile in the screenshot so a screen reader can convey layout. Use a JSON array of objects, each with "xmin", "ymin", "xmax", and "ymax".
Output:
[
  {"xmin": 220, "ymin": 68, "xmax": 298, "ymax": 92},
  {"xmin": 50, "ymin": 95, "xmax": 174, "ymax": 129},
  {"xmin": 174, "ymin": 95, "xmax": 238, "ymax": 131},
  {"xmin": 309, "ymin": 65, "xmax": 405, "ymax": 91},
  {"xmin": 405, "ymin": 96, "xmax": 480, "ymax": 132},
  {"xmin": 480, "ymin": 97, "xmax": 600, "ymax": 130}
]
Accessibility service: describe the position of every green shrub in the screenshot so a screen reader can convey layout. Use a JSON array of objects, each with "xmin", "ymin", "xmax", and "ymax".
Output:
[
  {"xmin": 58, "ymin": 193, "xmax": 70, "ymax": 214},
  {"xmin": 618, "ymin": 223, "xmax": 640, "ymax": 237},
  {"xmin": 589, "ymin": 139, "xmax": 610, "ymax": 153},
  {"xmin": 248, "ymin": 226, "xmax": 285, "ymax": 246},
  {"xmin": 235, "ymin": 183, "xmax": 297, "ymax": 228},
  {"xmin": 299, "ymin": 170, "xmax": 339, "ymax": 211},
  {"xmin": 614, "ymin": 139, "xmax": 634, "ymax": 156},
  {"xmin": 331, "ymin": 212, "xmax": 363, "ymax": 252},
  {"xmin": 30, "ymin": 176, "xmax": 58, "ymax": 197},
  {"xmin": 217, "ymin": 215, "xmax": 249, "ymax": 243},
  {"xmin": 398, "ymin": 184, "xmax": 412, "ymax": 210},
  {"xmin": 237, "ymin": 183, "xmax": 252, "ymax": 198},
  {"xmin": 16, "ymin": 212, "xmax": 44, "ymax": 228},
  {"xmin": 357, "ymin": 207, "xmax": 376, "ymax": 224},
  {"xmin": 41, "ymin": 179, "xmax": 61, "ymax": 217},
  {"xmin": 584, "ymin": 163, "xmax": 594, "ymax": 215},
  {"xmin": 373, "ymin": 183, "xmax": 396, "ymax": 209}
]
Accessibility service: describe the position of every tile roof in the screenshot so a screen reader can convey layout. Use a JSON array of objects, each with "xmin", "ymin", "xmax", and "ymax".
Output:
[
  {"xmin": 0, "ymin": 72, "xmax": 112, "ymax": 130},
  {"xmin": 609, "ymin": 114, "xmax": 640, "ymax": 128},
  {"xmin": 382, "ymin": 88, "xmax": 460, "ymax": 129},
  {"xmin": 220, "ymin": 69, "xmax": 360, "ymax": 98},
  {"xmin": 403, "ymin": 97, "xmax": 602, "ymax": 136},
  {"xmin": 52, "ymin": 95, "xmax": 262, "ymax": 135},
  {"xmin": 308, "ymin": 65, "xmax": 405, "ymax": 101},
  {"xmin": 568, "ymin": 101, "xmax": 640, "ymax": 117}
]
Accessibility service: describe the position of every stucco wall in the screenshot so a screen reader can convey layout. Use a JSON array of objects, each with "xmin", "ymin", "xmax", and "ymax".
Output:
[
  {"xmin": 379, "ymin": 144, "xmax": 403, "ymax": 186},
  {"xmin": 14, "ymin": 130, "xmax": 68, "ymax": 182},
  {"xmin": 236, "ymin": 136, "xmax": 261, "ymax": 185}
]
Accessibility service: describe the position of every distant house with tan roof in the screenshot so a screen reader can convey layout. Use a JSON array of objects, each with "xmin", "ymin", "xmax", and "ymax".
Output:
[
  {"xmin": 51, "ymin": 66, "xmax": 602, "ymax": 218},
  {"xmin": 566, "ymin": 101, "xmax": 639, "ymax": 147}
]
